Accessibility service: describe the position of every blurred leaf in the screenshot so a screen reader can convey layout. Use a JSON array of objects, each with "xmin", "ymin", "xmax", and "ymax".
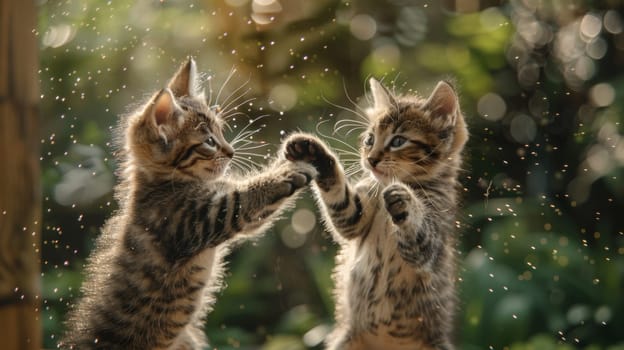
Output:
[{"xmin": 262, "ymin": 335, "xmax": 306, "ymax": 350}]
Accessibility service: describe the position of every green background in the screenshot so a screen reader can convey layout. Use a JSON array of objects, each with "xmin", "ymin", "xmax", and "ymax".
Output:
[{"xmin": 39, "ymin": 1, "xmax": 624, "ymax": 349}]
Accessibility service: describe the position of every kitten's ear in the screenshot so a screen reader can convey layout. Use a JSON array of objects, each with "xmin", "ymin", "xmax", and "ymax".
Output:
[
  {"xmin": 168, "ymin": 57, "xmax": 199, "ymax": 97},
  {"xmin": 146, "ymin": 88, "xmax": 180, "ymax": 142},
  {"xmin": 369, "ymin": 78, "xmax": 394, "ymax": 110},
  {"xmin": 425, "ymin": 81, "xmax": 458, "ymax": 117}
]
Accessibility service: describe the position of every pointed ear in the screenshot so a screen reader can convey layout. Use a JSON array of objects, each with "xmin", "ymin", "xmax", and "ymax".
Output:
[
  {"xmin": 151, "ymin": 88, "xmax": 178, "ymax": 126},
  {"xmin": 369, "ymin": 78, "xmax": 394, "ymax": 110},
  {"xmin": 168, "ymin": 57, "xmax": 199, "ymax": 97},
  {"xmin": 425, "ymin": 81, "xmax": 458, "ymax": 117},
  {"xmin": 144, "ymin": 89, "xmax": 181, "ymax": 143}
]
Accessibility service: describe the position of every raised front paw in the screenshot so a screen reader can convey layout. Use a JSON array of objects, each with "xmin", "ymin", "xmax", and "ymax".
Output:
[
  {"xmin": 382, "ymin": 184, "xmax": 412, "ymax": 224},
  {"xmin": 283, "ymin": 134, "xmax": 335, "ymax": 174},
  {"xmin": 271, "ymin": 162, "xmax": 317, "ymax": 202}
]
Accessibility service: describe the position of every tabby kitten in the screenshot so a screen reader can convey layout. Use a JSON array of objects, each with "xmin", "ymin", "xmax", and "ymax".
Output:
[
  {"xmin": 284, "ymin": 79, "xmax": 468, "ymax": 350},
  {"xmin": 60, "ymin": 58, "xmax": 317, "ymax": 350}
]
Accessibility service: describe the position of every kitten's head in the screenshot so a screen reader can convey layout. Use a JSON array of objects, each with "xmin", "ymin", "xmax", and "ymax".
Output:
[
  {"xmin": 361, "ymin": 78, "xmax": 468, "ymax": 185},
  {"xmin": 125, "ymin": 58, "xmax": 234, "ymax": 181}
]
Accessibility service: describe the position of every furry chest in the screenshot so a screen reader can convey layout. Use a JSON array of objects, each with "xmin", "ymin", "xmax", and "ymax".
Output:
[
  {"xmin": 188, "ymin": 247, "xmax": 217, "ymax": 282},
  {"xmin": 345, "ymin": 212, "xmax": 434, "ymax": 332},
  {"xmin": 346, "ymin": 214, "xmax": 402, "ymax": 324}
]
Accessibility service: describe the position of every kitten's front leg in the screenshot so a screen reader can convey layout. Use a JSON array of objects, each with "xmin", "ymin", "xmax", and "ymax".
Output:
[
  {"xmin": 283, "ymin": 133, "xmax": 371, "ymax": 240},
  {"xmin": 195, "ymin": 161, "xmax": 316, "ymax": 249},
  {"xmin": 283, "ymin": 134, "xmax": 339, "ymax": 192},
  {"xmin": 382, "ymin": 183, "xmax": 442, "ymax": 269},
  {"xmin": 230, "ymin": 161, "xmax": 317, "ymax": 231}
]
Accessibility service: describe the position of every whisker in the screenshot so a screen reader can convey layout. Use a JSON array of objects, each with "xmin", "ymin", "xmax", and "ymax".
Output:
[
  {"xmin": 228, "ymin": 160, "xmax": 244, "ymax": 173},
  {"xmin": 343, "ymin": 158, "xmax": 361, "ymax": 165},
  {"xmin": 230, "ymin": 158, "xmax": 255, "ymax": 173},
  {"xmin": 344, "ymin": 165, "xmax": 362, "ymax": 178},
  {"xmin": 220, "ymin": 97, "xmax": 256, "ymax": 121},
  {"xmin": 231, "ymin": 157, "xmax": 254, "ymax": 170},
  {"xmin": 335, "ymin": 118, "xmax": 368, "ymax": 127},
  {"xmin": 230, "ymin": 130, "xmax": 262, "ymax": 146},
  {"xmin": 233, "ymin": 151, "xmax": 265, "ymax": 162},
  {"xmin": 334, "ymin": 120, "xmax": 368, "ymax": 137},
  {"xmin": 229, "ymin": 115, "xmax": 270, "ymax": 145},
  {"xmin": 321, "ymin": 94, "xmax": 369, "ymax": 122},
  {"xmin": 343, "ymin": 160, "xmax": 361, "ymax": 167},
  {"xmin": 315, "ymin": 121, "xmax": 361, "ymax": 154},
  {"xmin": 391, "ymin": 72, "xmax": 403, "ymax": 93},
  {"xmin": 234, "ymin": 142, "xmax": 270, "ymax": 152},
  {"xmin": 232, "ymin": 156, "xmax": 264, "ymax": 170},
  {"xmin": 206, "ymin": 75, "xmax": 214, "ymax": 107},
  {"xmin": 342, "ymin": 78, "xmax": 369, "ymax": 120},
  {"xmin": 220, "ymin": 85, "xmax": 253, "ymax": 116},
  {"xmin": 219, "ymin": 75, "xmax": 251, "ymax": 109},
  {"xmin": 366, "ymin": 180, "xmax": 379, "ymax": 198},
  {"xmin": 220, "ymin": 111, "xmax": 248, "ymax": 121},
  {"xmin": 231, "ymin": 163, "xmax": 250, "ymax": 175},
  {"xmin": 334, "ymin": 147, "xmax": 360, "ymax": 157},
  {"xmin": 219, "ymin": 116, "xmax": 234, "ymax": 133},
  {"xmin": 215, "ymin": 67, "xmax": 237, "ymax": 107},
  {"xmin": 235, "ymin": 151, "xmax": 269, "ymax": 158}
]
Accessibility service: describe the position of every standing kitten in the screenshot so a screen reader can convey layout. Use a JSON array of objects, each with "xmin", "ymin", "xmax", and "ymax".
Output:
[
  {"xmin": 284, "ymin": 79, "xmax": 468, "ymax": 350},
  {"xmin": 60, "ymin": 58, "xmax": 316, "ymax": 350}
]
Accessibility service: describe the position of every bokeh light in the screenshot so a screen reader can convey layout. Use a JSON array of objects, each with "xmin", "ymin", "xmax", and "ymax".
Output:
[
  {"xmin": 477, "ymin": 92, "xmax": 506, "ymax": 121},
  {"xmin": 349, "ymin": 14, "xmax": 377, "ymax": 41},
  {"xmin": 269, "ymin": 83, "xmax": 297, "ymax": 111},
  {"xmin": 509, "ymin": 113, "xmax": 537, "ymax": 143},
  {"xmin": 29, "ymin": 1, "xmax": 624, "ymax": 349},
  {"xmin": 589, "ymin": 83, "xmax": 615, "ymax": 107}
]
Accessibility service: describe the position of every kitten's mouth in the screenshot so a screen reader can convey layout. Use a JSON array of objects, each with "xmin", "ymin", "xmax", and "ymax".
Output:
[
  {"xmin": 367, "ymin": 165, "xmax": 390, "ymax": 182},
  {"xmin": 211, "ymin": 157, "xmax": 231, "ymax": 175}
]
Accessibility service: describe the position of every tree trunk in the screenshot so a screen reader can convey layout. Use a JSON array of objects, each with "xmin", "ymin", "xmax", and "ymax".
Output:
[{"xmin": 0, "ymin": 0, "xmax": 42, "ymax": 349}]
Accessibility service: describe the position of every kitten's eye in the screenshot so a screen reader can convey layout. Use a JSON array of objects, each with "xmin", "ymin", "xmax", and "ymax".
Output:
[
  {"xmin": 390, "ymin": 136, "xmax": 407, "ymax": 148},
  {"xmin": 364, "ymin": 134, "xmax": 374, "ymax": 146},
  {"xmin": 205, "ymin": 136, "xmax": 216, "ymax": 147},
  {"xmin": 414, "ymin": 141, "xmax": 433, "ymax": 154}
]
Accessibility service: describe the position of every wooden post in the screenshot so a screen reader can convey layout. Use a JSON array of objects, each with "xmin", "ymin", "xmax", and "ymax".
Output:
[{"xmin": 0, "ymin": 0, "xmax": 42, "ymax": 349}]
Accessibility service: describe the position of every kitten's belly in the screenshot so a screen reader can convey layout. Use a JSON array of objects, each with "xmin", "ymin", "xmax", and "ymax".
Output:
[
  {"xmin": 345, "ymin": 212, "xmax": 430, "ymax": 332},
  {"xmin": 346, "ymin": 213, "xmax": 399, "ymax": 325},
  {"xmin": 167, "ymin": 248, "xmax": 217, "ymax": 348},
  {"xmin": 356, "ymin": 330, "xmax": 435, "ymax": 350},
  {"xmin": 168, "ymin": 248, "xmax": 217, "ymax": 323}
]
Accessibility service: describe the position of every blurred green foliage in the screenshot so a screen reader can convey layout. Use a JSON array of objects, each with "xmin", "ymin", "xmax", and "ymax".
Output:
[{"xmin": 38, "ymin": 0, "xmax": 624, "ymax": 349}]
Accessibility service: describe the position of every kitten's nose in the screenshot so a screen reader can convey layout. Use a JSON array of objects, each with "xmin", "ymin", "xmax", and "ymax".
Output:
[
  {"xmin": 222, "ymin": 144, "xmax": 235, "ymax": 159},
  {"xmin": 367, "ymin": 157, "xmax": 380, "ymax": 168}
]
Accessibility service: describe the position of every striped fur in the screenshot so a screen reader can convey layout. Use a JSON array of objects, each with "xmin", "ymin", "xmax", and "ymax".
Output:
[
  {"xmin": 284, "ymin": 79, "xmax": 468, "ymax": 350},
  {"xmin": 60, "ymin": 59, "xmax": 316, "ymax": 350}
]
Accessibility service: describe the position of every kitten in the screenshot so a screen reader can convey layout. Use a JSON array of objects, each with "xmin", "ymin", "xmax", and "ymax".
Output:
[
  {"xmin": 284, "ymin": 78, "xmax": 468, "ymax": 350},
  {"xmin": 60, "ymin": 58, "xmax": 317, "ymax": 350}
]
